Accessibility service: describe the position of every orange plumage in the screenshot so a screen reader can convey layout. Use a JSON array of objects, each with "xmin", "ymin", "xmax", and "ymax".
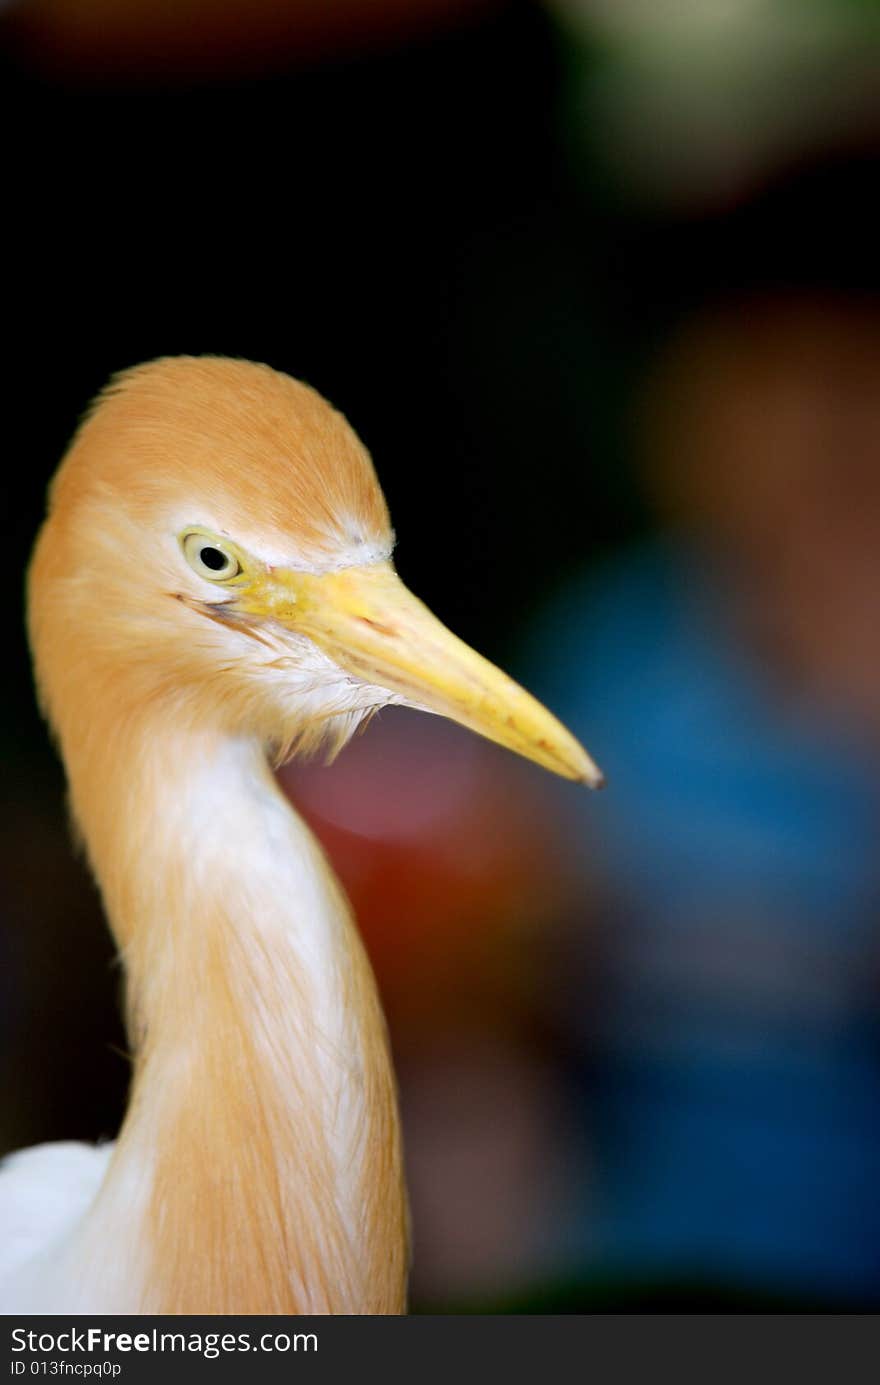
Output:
[{"xmin": 3, "ymin": 357, "xmax": 598, "ymax": 1314}]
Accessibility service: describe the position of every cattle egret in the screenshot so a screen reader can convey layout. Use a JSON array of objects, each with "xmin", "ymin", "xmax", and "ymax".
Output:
[{"xmin": 0, "ymin": 358, "xmax": 601, "ymax": 1313}]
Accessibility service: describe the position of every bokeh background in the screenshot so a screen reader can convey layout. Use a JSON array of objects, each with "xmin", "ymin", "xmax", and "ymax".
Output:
[{"xmin": 3, "ymin": 0, "xmax": 880, "ymax": 1311}]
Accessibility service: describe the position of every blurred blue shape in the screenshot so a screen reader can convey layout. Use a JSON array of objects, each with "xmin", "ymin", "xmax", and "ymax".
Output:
[{"xmin": 526, "ymin": 541, "xmax": 880, "ymax": 1299}]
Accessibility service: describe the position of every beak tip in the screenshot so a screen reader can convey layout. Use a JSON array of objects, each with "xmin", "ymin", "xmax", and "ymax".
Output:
[{"xmin": 571, "ymin": 746, "xmax": 604, "ymax": 789}]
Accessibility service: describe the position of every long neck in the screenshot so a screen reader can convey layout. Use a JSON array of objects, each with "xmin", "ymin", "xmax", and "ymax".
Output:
[{"xmin": 72, "ymin": 723, "xmax": 407, "ymax": 1314}]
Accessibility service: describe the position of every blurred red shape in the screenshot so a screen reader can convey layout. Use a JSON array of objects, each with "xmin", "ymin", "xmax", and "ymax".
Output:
[
  {"xmin": 4, "ymin": 0, "xmax": 500, "ymax": 79},
  {"xmin": 279, "ymin": 707, "xmax": 567, "ymax": 1031}
]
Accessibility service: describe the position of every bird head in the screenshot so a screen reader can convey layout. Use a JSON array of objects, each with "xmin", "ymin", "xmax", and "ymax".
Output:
[{"xmin": 28, "ymin": 357, "xmax": 601, "ymax": 785}]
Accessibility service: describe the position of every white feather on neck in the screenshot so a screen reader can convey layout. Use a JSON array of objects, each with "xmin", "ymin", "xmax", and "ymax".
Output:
[{"xmin": 1, "ymin": 720, "xmax": 406, "ymax": 1314}]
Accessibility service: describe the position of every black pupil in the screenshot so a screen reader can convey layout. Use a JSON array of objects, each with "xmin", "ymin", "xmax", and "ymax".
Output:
[{"xmin": 200, "ymin": 546, "xmax": 228, "ymax": 572}]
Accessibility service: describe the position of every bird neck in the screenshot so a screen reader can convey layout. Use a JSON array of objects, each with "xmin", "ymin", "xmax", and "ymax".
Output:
[{"xmin": 72, "ymin": 722, "xmax": 407, "ymax": 1314}]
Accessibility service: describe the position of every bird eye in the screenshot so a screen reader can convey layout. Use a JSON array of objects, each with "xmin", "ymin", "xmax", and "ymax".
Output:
[{"xmin": 181, "ymin": 532, "xmax": 242, "ymax": 582}]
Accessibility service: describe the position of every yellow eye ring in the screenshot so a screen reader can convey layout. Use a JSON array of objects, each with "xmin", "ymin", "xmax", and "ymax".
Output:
[{"xmin": 181, "ymin": 531, "xmax": 243, "ymax": 583}]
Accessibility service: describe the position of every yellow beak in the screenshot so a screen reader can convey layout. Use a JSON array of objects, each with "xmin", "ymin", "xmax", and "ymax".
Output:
[{"xmin": 242, "ymin": 560, "xmax": 602, "ymax": 786}]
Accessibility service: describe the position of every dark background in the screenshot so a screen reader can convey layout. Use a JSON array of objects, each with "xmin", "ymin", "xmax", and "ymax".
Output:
[{"xmin": 4, "ymin": 0, "xmax": 880, "ymax": 1312}]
